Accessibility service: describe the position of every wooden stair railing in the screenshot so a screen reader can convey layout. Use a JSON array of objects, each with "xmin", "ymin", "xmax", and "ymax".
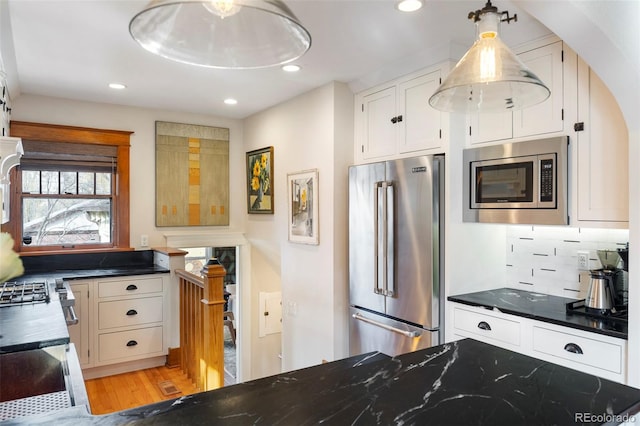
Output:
[{"xmin": 176, "ymin": 259, "xmax": 226, "ymax": 391}]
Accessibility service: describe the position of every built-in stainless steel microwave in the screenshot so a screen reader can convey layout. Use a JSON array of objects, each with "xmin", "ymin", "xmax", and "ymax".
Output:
[{"xmin": 463, "ymin": 136, "xmax": 569, "ymax": 225}]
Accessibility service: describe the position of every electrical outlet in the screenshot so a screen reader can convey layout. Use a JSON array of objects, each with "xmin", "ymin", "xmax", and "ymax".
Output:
[
  {"xmin": 577, "ymin": 251, "xmax": 589, "ymax": 270},
  {"xmin": 140, "ymin": 234, "xmax": 149, "ymax": 247}
]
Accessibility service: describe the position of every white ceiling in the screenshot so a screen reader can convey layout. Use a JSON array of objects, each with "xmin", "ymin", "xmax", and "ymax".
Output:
[{"xmin": 4, "ymin": 0, "xmax": 552, "ymax": 119}]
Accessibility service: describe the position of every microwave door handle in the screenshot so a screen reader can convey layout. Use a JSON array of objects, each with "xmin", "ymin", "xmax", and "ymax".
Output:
[{"xmin": 385, "ymin": 182, "xmax": 395, "ymax": 297}]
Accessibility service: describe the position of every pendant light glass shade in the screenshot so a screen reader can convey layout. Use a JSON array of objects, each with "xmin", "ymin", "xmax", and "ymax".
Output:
[
  {"xmin": 429, "ymin": 3, "xmax": 549, "ymax": 112},
  {"xmin": 129, "ymin": 0, "xmax": 311, "ymax": 69}
]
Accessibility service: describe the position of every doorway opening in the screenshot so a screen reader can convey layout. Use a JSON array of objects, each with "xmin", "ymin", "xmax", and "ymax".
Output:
[{"xmin": 180, "ymin": 245, "xmax": 238, "ymax": 385}]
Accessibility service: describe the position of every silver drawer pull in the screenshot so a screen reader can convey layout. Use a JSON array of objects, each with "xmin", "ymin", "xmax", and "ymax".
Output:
[
  {"xmin": 126, "ymin": 309, "xmax": 138, "ymax": 316},
  {"xmin": 352, "ymin": 313, "xmax": 421, "ymax": 338},
  {"xmin": 477, "ymin": 321, "xmax": 492, "ymax": 331},
  {"xmin": 564, "ymin": 343, "xmax": 583, "ymax": 354}
]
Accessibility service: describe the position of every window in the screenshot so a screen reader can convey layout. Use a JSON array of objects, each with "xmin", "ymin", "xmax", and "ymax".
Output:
[
  {"xmin": 21, "ymin": 168, "xmax": 114, "ymax": 247},
  {"xmin": 3, "ymin": 121, "xmax": 132, "ymax": 253}
]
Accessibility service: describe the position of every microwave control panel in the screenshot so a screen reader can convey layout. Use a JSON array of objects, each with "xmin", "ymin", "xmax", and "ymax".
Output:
[{"xmin": 539, "ymin": 158, "xmax": 554, "ymax": 202}]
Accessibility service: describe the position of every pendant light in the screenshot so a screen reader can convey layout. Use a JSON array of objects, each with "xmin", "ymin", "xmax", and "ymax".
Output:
[
  {"xmin": 429, "ymin": 1, "xmax": 549, "ymax": 113},
  {"xmin": 129, "ymin": 0, "xmax": 311, "ymax": 69}
]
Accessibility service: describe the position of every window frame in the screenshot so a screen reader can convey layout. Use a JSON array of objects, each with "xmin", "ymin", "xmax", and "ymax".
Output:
[{"xmin": 3, "ymin": 121, "xmax": 132, "ymax": 255}]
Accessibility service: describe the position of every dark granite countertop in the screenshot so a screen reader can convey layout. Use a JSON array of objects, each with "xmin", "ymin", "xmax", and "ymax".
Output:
[
  {"xmin": 16, "ymin": 250, "xmax": 169, "ymax": 283},
  {"xmin": 14, "ymin": 266, "xmax": 169, "ymax": 284},
  {"xmin": 1, "ymin": 250, "xmax": 169, "ymax": 353},
  {"xmin": 0, "ymin": 282, "xmax": 69, "ymax": 354},
  {"xmin": 6, "ymin": 339, "xmax": 640, "ymax": 425},
  {"xmin": 448, "ymin": 288, "xmax": 628, "ymax": 340}
]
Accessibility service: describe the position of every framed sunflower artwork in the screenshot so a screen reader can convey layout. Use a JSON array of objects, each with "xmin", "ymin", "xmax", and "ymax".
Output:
[{"xmin": 246, "ymin": 146, "xmax": 274, "ymax": 214}]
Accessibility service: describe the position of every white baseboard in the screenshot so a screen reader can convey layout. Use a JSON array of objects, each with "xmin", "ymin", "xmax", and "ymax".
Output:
[{"xmin": 81, "ymin": 356, "xmax": 167, "ymax": 380}]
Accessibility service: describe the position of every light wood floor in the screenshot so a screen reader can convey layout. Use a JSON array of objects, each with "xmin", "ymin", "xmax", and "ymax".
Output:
[{"xmin": 85, "ymin": 366, "xmax": 200, "ymax": 415}]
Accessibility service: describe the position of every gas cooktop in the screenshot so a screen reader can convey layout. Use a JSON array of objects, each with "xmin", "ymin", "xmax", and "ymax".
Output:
[{"xmin": 0, "ymin": 281, "xmax": 50, "ymax": 307}]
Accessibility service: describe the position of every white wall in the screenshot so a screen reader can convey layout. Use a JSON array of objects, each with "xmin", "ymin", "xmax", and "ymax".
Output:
[
  {"xmin": 243, "ymin": 81, "xmax": 353, "ymax": 372},
  {"xmin": 514, "ymin": 0, "xmax": 640, "ymax": 387},
  {"xmin": 10, "ymin": 94, "xmax": 245, "ymax": 248}
]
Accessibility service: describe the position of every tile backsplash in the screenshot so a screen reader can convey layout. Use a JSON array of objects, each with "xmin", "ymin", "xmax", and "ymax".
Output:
[{"xmin": 506, "ymin": 226, "xmax": 629, "ymax": 299}]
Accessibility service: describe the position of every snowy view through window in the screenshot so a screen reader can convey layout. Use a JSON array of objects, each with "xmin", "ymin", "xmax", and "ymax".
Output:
[{"xmin": 21, "ymin": 169, "xmax": 113, "ymax": 246}]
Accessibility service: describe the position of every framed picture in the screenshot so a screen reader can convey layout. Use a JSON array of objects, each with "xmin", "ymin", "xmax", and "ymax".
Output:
[
  {"xmin": 246, "ymin": 146, "xmax": 274, "ymax": 214},
  {"xmin": 156, "ymin": 121, "xmax": 229, "ymax": 227},
  {"xmin": 287, "ymin": 169, "xmax": 319, "ymax": 245}
]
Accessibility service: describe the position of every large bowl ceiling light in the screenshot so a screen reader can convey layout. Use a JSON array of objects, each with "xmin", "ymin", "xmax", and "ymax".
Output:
[
  {"xmin": 129, "ymin": 0, "xmax": 312, "ymax": 69},
  {"xmin": 429, "ymin": 1, "xmax": 549, "ymax": 112}
]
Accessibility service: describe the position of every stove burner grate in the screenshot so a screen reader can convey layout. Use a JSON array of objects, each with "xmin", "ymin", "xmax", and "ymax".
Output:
[{"xmin": 0, "ymin": 281, "xmax": 50, "ymax": 306}]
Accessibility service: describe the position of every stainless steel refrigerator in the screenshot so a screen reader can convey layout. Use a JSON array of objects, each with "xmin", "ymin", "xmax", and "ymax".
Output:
[{"xmin": 348, "ymin": 155, "xmax": 444, "ymax": 357}]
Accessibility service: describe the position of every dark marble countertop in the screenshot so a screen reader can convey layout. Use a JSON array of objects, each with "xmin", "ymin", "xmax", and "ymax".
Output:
[
  {"xmin": 14, "ymin": 266, "xmax": 169, "ymax": 284},
  {"xmin": 448, "ymin": 288, "xmax": 628, "ymax": 340},
  {"xmin": 6, "ymin": 339, "xmax": 640, "ymax": 425},
  {"xmin": 0, "ymin": 282, "xmax": 69, "ymax": 354},
  {"xmin": 16, "ymin": 250, "xmax": 170, "ymax": 283}
]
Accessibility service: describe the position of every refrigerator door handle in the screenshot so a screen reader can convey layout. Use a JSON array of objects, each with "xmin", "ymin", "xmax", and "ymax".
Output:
[
  {"xmin": 352, "ymin": 313, "xmax": 420, "ymax": 338},
  {"xmin": 385, "ymin": 183, "xmax": 395, "ymax": 297},
  {"xmin": 374, "ymin": 182, "xmax": 382, "ymax": 295},
  {"xmin": 374, "ymin": 181, "xmax": 394, "ymax": 297}
]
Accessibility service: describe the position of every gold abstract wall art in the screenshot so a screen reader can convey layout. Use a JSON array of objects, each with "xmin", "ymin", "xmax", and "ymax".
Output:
[{"xmin": 156, "ymin": 121, "xmax": 229, "ymax": 226}]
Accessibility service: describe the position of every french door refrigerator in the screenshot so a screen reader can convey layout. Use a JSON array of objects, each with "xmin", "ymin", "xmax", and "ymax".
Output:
[{"xmin": 348, "ymin": 155, "xmax": 444, "ymax": 357}]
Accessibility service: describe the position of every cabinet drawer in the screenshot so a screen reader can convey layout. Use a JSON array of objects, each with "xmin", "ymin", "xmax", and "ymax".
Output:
[
  {"xmin": 98, "ymin": 296, "xmax": 163, "ymax": 330},
  {"xmin": 453, "ymin": 307, "xmax": 521, "ymax": 347},
  {"xmin": 98, "ymin": 276, "xmax": 163, "ymax": 298},
  {"xmin": 98, "ymin": 327, "xmax": 163, "ymax": 362},
  {"xmin": 532, "ymin": 326, "xmax": 622, "ymax": 374}
]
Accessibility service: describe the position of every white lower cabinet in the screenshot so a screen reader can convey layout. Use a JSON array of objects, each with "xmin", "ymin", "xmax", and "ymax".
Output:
[
  {"xmin": 95, "ymin": 276, "xmax": 166, "ymax": 367},
  {"xmin": 453, "ymin": 306, "xmax": 521, "ymax": 349},
  {"xmin": 450, "ymin": 303, "xmax": 627, "ymax": 384},
  {"xmin": 98, "ymin": 296, "xmax": 163, "ymax": 330},
  {"xmin": 98, "ymin": 326, "xmax": 164, "ymax": 363},
  {"xmin": 531, "ymin": 324, "xmax": 623, "ymax": 378},
  {"xmin": 68, "ymin": 281, "xmax": 91, "ymax": 367},
  {"xmin": 66, "ymin": 274, "xmax": 168, "ymax": 371}
]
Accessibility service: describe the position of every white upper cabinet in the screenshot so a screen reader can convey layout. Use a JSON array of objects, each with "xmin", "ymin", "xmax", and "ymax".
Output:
[
  {"xmin": 397, "ymin": 70, "xmax": 443, "ymax": 154},
  {"xmin": 574, "ymin": 59, "xmax": 628, "ymax": 225},
  {"xmin": 355, "ymin": 64, "xmax": 449, "ymax": 162},
  {"xmin": 468, "ymin": 39, "xmax": 568, "ymax": 146},
  {"xmin": 513, "ymin": 41, "xmax": 564, "ymax": 138},
  {"xmin": 360, "ymin": 86, "xmax": 397, "ymax": 160}
]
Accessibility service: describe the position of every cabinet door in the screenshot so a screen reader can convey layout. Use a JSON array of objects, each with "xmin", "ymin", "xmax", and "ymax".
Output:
[
  {"xmin": 513, "ymin": 41, "xmax": 564, "ymax": 138},
  {"xmin": 398, "ymin": 70, "xmax": 442, "ymax": 153},
  {"xmin": 360, "ymin": 86, "xmax": 397, "ymax": 159},
  {"xmin": 68, "ymin": 283, "xmax": 91, "ymax": 367},
  {"xmin": 468, "ymin": 111, "xmax": 513, "ymax": 145},
  {"xmin": 576, "ymin": 63, "xmax": 629, "ymax": 223}
]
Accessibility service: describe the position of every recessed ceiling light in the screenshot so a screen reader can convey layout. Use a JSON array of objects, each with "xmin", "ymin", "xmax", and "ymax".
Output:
[
  {"xmin": 108, "ymin": 82, "xmax": 127, "ymax": 90},
  {"xmin": 224, "ymin": 98, "xmax": 238, "ymax": 105},
  {"xmin": 396, "ymin": 0, "xmax": 423, "ymax": 12},
  {"xmin": 282, "ymin": 64, "xmax": 301, "ymax": 72}
]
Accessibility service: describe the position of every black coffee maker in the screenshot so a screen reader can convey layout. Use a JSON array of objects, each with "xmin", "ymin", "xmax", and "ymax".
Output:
[{"xmin": 595, "ymin": 247, "xmax": 628, "ymax": 310}]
